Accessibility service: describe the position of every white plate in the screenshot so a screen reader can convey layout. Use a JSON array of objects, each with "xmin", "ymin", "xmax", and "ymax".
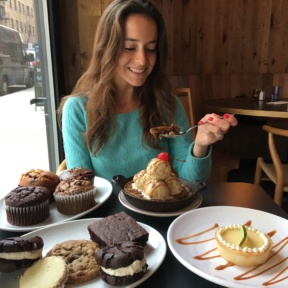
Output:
[
  {"xmin": 0, "ymin": 218, "xmax": 167, "ymax": 288},
  {"xmin": 118, "ymin": 191, "xmax": 202, "ymax": 217},
  {"xmin": 0, "ymin": 177, "xmax": 112, "ymax": 232},
  {"xmin": 167, "ymin": 206, "xmax": 288, "ymax": 288}
]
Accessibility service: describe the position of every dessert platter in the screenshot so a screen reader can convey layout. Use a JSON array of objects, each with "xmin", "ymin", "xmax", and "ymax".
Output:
[
  {"xmin": 0, "ymin": 176, "xmax": 112, "ymax": 232},
  {"xmin": 167, "ymin": 206, "xmax": 288, "ymax": 288},
  {"xmin": 112, "ymin": 152, "xmax": 206, "ymax": 213},
  {"xmin": 113, "ymin": 175, "xmax": 204, "ymax": 212},
  {"xmin": 118, "ymin": 190, "xmax": 202, "ymax": 217},
  {"xmin": 0, "ymin": 218, "xmax": 167, "ymax": 288}
]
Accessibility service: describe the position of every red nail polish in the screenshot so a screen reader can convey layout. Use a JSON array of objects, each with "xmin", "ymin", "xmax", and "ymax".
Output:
[
  {"xmin": 198, "ymin": 120, "xmax": 204, "ymax": 125},
  {"xmin": 208, "ymin": 117, "xmax": 214, "ymax": 121},
  {"xmin": 223, "ymin": 114, "xmax": 230, "ymax": 119}
]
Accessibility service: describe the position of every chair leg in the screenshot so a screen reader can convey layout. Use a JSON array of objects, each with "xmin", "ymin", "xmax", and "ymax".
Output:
[
  {"xmin": 254, "ymin": 157, "xmax": 263, "ymax": 185},
  {"xmin": 274, "ymin": 182, "xmax": 284, "ymax": 207}
]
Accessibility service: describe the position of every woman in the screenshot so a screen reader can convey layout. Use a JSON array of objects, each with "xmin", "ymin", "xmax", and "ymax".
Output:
[{"xmin": 58, "ymin": 0, "xmax": 237, "ymax": 182}]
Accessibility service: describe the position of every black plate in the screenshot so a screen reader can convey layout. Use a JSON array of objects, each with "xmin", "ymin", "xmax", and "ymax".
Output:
[{"xmin": 112, "ymin": 175, "xmax": 206, "ymax": 212}]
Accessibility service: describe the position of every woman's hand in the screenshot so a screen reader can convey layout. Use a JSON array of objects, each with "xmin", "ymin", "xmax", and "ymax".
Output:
[{"xmin": 192, "ymin": 113, "xmax": 238, "ymax": 157}]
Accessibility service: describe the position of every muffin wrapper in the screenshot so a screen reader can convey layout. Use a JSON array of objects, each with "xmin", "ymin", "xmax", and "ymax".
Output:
[
  {"xmin": 5, "ymin": 200, "xmax": 50, "ymax": 226},
  {"xmin": 54, "ymin": 187, "xmax": 96, "ymax": 215}
]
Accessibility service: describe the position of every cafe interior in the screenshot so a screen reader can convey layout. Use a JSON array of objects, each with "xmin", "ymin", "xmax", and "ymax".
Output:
[
  {"xmin": 57, "ymin": 0, "xmax": 288, "ymax": 209},
  {"xmin": 1, "ymin": 1, "xmax": 288, "ymax": 287}
]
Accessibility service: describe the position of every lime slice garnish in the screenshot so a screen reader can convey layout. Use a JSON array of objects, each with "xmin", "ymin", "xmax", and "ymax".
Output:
[{"xmin": 239, "ymin": 225, "xmax": 247, "ymax": 247}]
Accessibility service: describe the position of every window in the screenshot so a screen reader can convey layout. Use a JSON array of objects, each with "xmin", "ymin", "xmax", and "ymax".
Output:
[
  {"xmin": 10, "ymin": 0, "xmax": 12, "ymax": 8},
  {"xmin": 16, "ymin": 20, "xmax": 18, "ymax": 30},
  {"xmin": 26, "ymin": 5, "xmax": 29, "ymax": 16},
  {"xmin": 0, "ymin": 0, "xmax": 60, "ymax": 197},
  {"xmin": 11, "ymin": 18, "xmax": 14, "ymax": 29},
  {"xmin": 14, "ymin": 0, "xmax": 16, "ymax": 10},
  {"xmin": 0, "ymin": 6, "xmax": 5, "ymax": 17},
  {"xmin": 18, "ymin": 1, "xmax": 21, "ymax": 12}
]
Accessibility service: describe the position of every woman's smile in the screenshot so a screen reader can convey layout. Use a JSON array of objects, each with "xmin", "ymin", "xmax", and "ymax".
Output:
[{"xmin": 114, "ymin": 14, "xmax": 158, "ymax": 88}]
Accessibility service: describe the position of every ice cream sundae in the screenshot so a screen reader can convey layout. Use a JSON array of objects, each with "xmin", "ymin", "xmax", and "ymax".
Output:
[{"xmin": 124, "ymin": 153, "xmax": 191, "ymax": 201}]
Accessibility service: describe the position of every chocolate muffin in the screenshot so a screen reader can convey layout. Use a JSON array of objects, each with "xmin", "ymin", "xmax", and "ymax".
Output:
[
  {"xmin": 88, "ymin": 212, "xmax": 149, "ymax": 248},
  {"xmin": 96, "ymin": 241, "xmax": 148, "ymax": 286},
  {"xmin": 5, "ymin": 186, "xmax": 50, "ymax": 226},
  {"xmin": 58, "ymin": 167, "xmax": 95, "ymax": 184},
  {"xmin": 0, "ymin": 236, "xmax": 44, "ymax": 273},
  {"xmin": 19, "ymin": 169, "xmax": 60, "ymax": 202},
  {"xmin": 54, "ymin": 176, "xmax": 96, "ymax": 215}
]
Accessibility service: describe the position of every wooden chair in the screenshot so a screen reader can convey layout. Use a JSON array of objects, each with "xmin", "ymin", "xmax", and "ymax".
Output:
[
  {"xmin": 173, "ymin": 86, "xmax": 239, "ymax": 182},
  {"xmin": 56, "ymin": 159, "xmax": 67, "ymax": 174},
  {"xmin": 173, "ymin": 87, "xmax": 196, "ymax": 138},
  {"xmin": 254, "ymin": 125, "xmax": 288, "ymax": 206}
]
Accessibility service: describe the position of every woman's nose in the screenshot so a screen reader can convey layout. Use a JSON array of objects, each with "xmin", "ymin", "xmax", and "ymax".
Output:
[{"xmin": 134, "ymin": 50, "xmax": 147, "ymax": 65}]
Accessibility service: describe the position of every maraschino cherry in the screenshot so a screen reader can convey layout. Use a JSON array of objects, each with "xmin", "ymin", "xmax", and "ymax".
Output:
[{"xmin": 157, "ymin": 152, "xmax": 169, "ymax": 162}]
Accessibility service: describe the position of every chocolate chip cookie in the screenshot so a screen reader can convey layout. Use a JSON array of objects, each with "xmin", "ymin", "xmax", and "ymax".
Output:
[{"xmin": 46, "ymin": 239, "xmax": 99, "ymax": 284}]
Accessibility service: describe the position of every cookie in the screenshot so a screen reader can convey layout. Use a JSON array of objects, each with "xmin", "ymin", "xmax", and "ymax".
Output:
[
  {"xmin": 46, "ymin": 239, "xmax": 99, "ymax": 284},
  {"xmin": 19, "ymin": 256, "xmax": 68, "ymax": 288},
  {"xmin": 0, "ymin": 236, "xmax": 44, "ymax": 273},
  {"xmin": 96, "ymin": 241, "xmax": 148, "ymax": 286}
]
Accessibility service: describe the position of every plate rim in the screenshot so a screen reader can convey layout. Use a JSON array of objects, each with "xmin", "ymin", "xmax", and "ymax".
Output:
[
  {"xmin": 20, "ymin": 218, "xmax": 167, "ymax": 288},
  {"xmin": 118, "ymin": 190, "xmax": 202, "ymax": 217},
  {"xmin": 167, "ymin": 206, "xmax": 288, "ymax": 288},
  {"xmin": 0, "ymin": 176, "xmax": 112, "ymax": 232}
]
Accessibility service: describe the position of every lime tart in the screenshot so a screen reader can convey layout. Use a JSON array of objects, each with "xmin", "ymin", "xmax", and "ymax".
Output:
[{"xmin": 215, "ymin": 224, "xmax": 273, "ymax": 267}]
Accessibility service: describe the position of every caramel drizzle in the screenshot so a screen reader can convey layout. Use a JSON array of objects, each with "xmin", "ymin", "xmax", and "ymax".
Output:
[
  {"xmin": 175, "ymin": 221, "xmax": 288, "ymax": 286},
  {"xmin": 176, "ymin": 223, "xmax": 218, "ymax": 245}
]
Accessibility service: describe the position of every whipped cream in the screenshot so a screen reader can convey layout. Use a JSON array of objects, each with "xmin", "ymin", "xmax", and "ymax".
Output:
[
  {"xmin": 101, "ymin": 255, "xmax": 147, "ymax": 276},
  {"xmin": 0, "ymin": 249, "xmax": 42, "ymax": 260}
]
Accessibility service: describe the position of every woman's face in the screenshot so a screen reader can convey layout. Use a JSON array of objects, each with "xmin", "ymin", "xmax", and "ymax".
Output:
[{"xmin": 114, "ymin": 14, "xmax": 158, "ymax": 89}]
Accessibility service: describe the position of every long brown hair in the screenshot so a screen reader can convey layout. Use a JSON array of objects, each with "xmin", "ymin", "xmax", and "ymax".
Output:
[{"xmin": 58, "ymin": 0, "xmax": 175, "ymax": 155}]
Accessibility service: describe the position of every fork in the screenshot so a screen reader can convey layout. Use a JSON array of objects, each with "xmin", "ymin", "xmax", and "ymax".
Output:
[
  {"xmin": 160, "ymin": 123, "xmax": 206, "ymax": 138},
  {"xmin": 160, "ymin": 114, "xmax": 234, "ymax": 138}
]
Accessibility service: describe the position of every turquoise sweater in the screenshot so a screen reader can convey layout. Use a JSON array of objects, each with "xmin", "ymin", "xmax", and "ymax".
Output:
[{"xmin": 62, "ymin": 95, "xmax": 211, "ymax": 182}]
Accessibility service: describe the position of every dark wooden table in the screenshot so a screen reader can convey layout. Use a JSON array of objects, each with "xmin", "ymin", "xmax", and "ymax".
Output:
[
  {"xmin": 0, "ymin": 182, "xmax": 287, "ymax": 287},
  {"xmin": 205, "ymin": 97, "xmax": 288, "ymax": 118}
]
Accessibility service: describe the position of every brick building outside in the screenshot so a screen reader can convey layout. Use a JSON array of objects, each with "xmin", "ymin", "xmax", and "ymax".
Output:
[{"xmin": 0, "ymin": 0, "xmax": 37, "ymax": 47}]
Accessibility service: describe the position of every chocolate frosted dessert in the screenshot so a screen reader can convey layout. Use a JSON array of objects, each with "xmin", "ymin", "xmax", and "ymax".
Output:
[
  {"xmin": 88, "ymin": 212, "xmax": 149, "ymax": 248},
  {"xmin": 5, "ymin": 186, "xmax": 50, "ymax": 226},
  {"xmin": 150, "ymin": 123, "xmax": 181, "ymax": 139},
  {"xmin": 96, "ymin": 241, "xmax": 148, "ymax": 286},
  {"xmin": 0, "ymin": 236, "xmax": 44, "ymax": 272}
]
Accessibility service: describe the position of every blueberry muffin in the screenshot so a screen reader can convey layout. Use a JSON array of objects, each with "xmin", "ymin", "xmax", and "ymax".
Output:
[{"xmin": 19, "ymin": 169, "xmax": 60, "ymax": 202}]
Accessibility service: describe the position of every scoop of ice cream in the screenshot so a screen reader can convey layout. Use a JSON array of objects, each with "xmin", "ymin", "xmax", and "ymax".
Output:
[
  {"xmin": 133, "ymin": 170, "xmax": 151, "ymax": 191},
  {"xmin": 165, "ymin": 174, "xmax": 183, "ymax": 195},
  {"xmin": 146, "ymin": 158, "xmax": 171, "ymax": 180},
  {"xmin": 143, "ymin": 180, "xmax": 171, "ymax": 200}
]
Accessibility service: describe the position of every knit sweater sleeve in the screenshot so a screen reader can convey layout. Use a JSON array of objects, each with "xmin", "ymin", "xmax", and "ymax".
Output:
[{"xmin": 62, "ymin": 96, "xmax": 93, "ymax": 170}]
